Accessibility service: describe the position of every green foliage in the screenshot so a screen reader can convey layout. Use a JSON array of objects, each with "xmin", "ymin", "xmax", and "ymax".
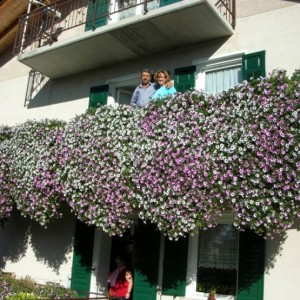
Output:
[
  {"xmin": 0, "ymin": 275, "xmax": 78, "ymax": 299},
  {"xmin": 0, "ymin": 68, "xmax": 300, "ymax": 239},
  {"xmin": 6, "ymin": 292, "xmax": 37, "ymax": 300},
  {"xmin": 291, "ymin": 68, "xmax": 300, "ymax": 82}
]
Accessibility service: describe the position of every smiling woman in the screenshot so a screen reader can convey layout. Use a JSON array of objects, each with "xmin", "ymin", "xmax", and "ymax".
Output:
[{"xmin": 150, "ymin": 70, "xmax": 177, "ymax": 101}]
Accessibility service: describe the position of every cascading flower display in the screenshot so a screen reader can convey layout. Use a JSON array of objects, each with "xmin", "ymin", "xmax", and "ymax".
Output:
[
  {"xmin": 0, "ymin": 125, "xmax": 14, "ymax": 220},
  {"xmin": 6, "ymin": 119, "xmax": 67, "ymax": 226},
  {"xmin": 58, "ymin": 105, "xmax": 143, "ymax": 235},
  {"xmin": 213, "ymin": 69, "xmax": 300, "ymax": 237},
  {"xmin": 133, "ymin": 91, "xmax": 226, "ymax": 239},
  {"xmin": 0, "ymin": 69, "xmax": 299, "ymax": 239}
]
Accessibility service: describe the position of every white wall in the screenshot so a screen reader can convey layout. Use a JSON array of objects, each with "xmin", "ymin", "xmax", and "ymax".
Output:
[
  {"xmin": 208, "ymin": 3, "xmax": 300, "ymax": 76},
  {"xmin": 264, "ymin": 223, "xmax": 300, "ymax": 300},
  {"xmin": 0, "ymin": 208, "xmax": 76, "ymax": 287}
]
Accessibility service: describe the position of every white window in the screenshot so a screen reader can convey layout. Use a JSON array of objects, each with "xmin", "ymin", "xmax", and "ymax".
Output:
[
  {"xmin": 197, "ymin": 224, "xmax": 238, "ymax": 296},
  {"xmin": 193, "ymin": 51, "xmax": 245, "ymax": 95},
  {"xmin": 185, "ymin": 214, "xmax": 238, "ymax": 300}
]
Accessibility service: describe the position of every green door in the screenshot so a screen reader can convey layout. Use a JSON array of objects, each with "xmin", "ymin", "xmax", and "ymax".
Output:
[
  {"xmin": 160, "ymin": 0, "xmax": 181, "ymax": 7},
  {"xmin": 242, "ymin": 51, "xmax": 266, "ymax": 81},
  {"xmin": 85, "ymin": 0, "xmax": 109, "ymax": 31},
  {"xmin": 89, "ymin": 85, "xmax": 108, "ymax": 109},
  {"xmin": 174, "ymin": 66, "xmax": 196, "ymax": 93},
  {"xmin": 70, "ymin": 220, "xmax": 95, "ymax": 297},
  {"xmin": 133, "ymin": 221, "xmax": 161, "ymax": 300},
  {"xmin": 237, "ymin": 229, "xmax": 265, "ymax": 300},
  {"xmin": 162, "ymin": 236, "xmax": 189, "ymax": 296}
]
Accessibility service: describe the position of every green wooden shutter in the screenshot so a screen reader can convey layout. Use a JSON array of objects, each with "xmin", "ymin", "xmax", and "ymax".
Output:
[
  {"xmin": 242, "ymin": 51, "xmax": 266, "ymax": 81},
  {"xmin": 85, "ymin": 0, "xmax": 109, "ymax": 31},
  {"xmin": 160, "ymin": 0, "xmax": 181, "ymax": 7},
  {"xmin": 237, "ymin": 229, "xmax": 265, "ymax": 300},
  {"xmin": 162, "ymin": 236, "xmax": 189, "ymax": 296},
  {"xmin": 88, "ymin": 85, "xmax": 108, "ymax": 108},
  {"xmin": 133, "ymin": 221, "xmax": 161, "ymax": 300},
  {"xmin": 175, "ymin": 66, "xmax": 196, "ymax": 93},
  {"xmin": 70, "ymin": 220, "xmax": 95, "ymax": 297}
]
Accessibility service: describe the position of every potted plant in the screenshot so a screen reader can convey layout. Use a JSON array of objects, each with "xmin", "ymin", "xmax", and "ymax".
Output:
[{"xmin": 208, "ymin": 287, "xmax": 216, "ymax": 300}]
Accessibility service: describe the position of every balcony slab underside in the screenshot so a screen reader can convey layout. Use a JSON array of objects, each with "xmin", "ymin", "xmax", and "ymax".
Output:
[{"xmin": 17, "ymin": 0, "xmax": 233, "ymax": 79}]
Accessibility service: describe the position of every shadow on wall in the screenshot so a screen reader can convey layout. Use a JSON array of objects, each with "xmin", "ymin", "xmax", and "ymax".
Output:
[
  {"xmin": 0, "ymin": 209, "xmax": 30, "ymax": 269},
  {"xmin": 30, "ymin": 203, "xmax": 75, "ymax": 273},
  {"xmin": 0, "ymin": 203, "xmax": 76, "ymax": 274},
  {"xmin": 0, "ymin": 46, "xmax": 14, "ymax": 68},
  {"xmin": 264, "ymin": 232, "xmax": 287, "ymax": 274},
  {"xmin": 25, "ymin": 69, "xmax": 91, "ymax": 109},
  {"xmin": 265, "ymin": 221, "xmax": 300, "ymax": 273}
]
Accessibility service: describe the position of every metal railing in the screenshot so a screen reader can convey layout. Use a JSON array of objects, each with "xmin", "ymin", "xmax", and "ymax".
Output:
[
  {"xmin": 13, "ymin": 0, "xmax": 236, "ymax": 56},
  {"xmin": 216, "ymin": 0, "xmax": 236, "ymax": 29}
]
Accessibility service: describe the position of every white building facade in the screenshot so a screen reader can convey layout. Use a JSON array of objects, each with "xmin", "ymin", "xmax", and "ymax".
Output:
[{"xmin": 0, "ymin": 1, "xmax": 300, "ymax": 300}]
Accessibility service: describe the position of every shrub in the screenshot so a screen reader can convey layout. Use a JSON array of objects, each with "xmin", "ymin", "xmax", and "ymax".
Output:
[
  {"xmin": 5, "ymin": 292, "xmax": 37, "ymax": 300},
  {"xmin": 0, "ymin": 275, "xmax": 78, "ymax": 300}
]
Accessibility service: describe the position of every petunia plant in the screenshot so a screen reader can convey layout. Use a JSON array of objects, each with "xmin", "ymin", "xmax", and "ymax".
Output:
[
  {"xmin": 0, "ymin": 125, "xmax": 14, "ymax": 220},
  {"xmin": 0, "ymin": 68, "xmax": 299, "ymax": 240},
  {"xmin": 58, "ymin": 105, "xmax": 144, "ymax": 235},
  {"xmin": 132, "ymin": 91, "xmax": 227, "ymax": 239},
  {"xmin": 209, "ymin": 69, "xmax": 300, "ymax": 237},
  {"xmin": 5, "ymin": 119, "xmax": 67, "ymax": 226}
]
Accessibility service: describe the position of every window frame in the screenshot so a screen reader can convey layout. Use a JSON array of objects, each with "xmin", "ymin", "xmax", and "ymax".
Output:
[
  {"xmin": 192, "ymin": 51, "xmax": 246, "ymax": 92},
  {"xmin": 185, "ymin": 213, "xmax": 237, "ymax": 300}
]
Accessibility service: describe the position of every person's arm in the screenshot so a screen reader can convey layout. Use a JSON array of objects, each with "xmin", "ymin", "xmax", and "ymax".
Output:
[
  {"xmin": 125, "ymin": 277, "xmax": 133, "ymax": 299},
  {"xmin": 130, "ymin": 87, "xmax": 139, "ymax": 107}
]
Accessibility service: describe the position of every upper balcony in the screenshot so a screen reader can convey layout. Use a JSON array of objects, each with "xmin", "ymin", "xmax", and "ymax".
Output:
[{"xmin": 14, "ymin": 0, "xmax": 236, "ymax": 79}]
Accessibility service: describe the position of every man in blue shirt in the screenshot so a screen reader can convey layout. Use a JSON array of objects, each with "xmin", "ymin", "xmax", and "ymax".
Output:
[{"xmin": 130, "ymin": 69, "xmax": 173, "ymax": 108}]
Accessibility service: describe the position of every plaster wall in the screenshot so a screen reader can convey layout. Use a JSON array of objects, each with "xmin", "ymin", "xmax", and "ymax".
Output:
[
  {"xmin": 264, "ymin": 223, "xmax": 300, "ymax": 300},
  {"xmin": 211, "ymin": 3, "xmax": 300, "ymax": 76},
  {"xmin": 236, "ymin": 0, "xmax": 299, "ymax": 18},
  {"xmin": 0, "ymin": 208, "xmax": 76, "ymax": 287}
]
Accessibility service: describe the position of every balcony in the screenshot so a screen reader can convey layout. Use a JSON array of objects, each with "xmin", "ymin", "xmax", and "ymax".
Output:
[{"xmin": 14, "ymin": 0, "xmax": 235, "ymax": 79}]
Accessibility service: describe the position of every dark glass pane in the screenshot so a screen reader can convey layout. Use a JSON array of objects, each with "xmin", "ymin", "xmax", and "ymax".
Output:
[
  {"xmin": 197, "ymin": 267, "xmax": 237, "ymax": 295},
  {"xmin": 197, "ymin": 224, "xmax": 238, "ymax": 295}
]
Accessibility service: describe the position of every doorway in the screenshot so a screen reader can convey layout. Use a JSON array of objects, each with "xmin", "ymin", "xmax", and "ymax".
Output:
[{"xmin": 92, "ymin": 220, "xmax": 188, "ymax": 300}]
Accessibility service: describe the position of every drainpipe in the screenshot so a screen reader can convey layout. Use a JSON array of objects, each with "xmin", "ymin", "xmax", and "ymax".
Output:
[
  {"xmin": 20, "ymin": 0, "xmax": 33, "ymax": 52},
  {"xmin": 21, "ymin": 0, "xmax": 46, "ymax": 52}
]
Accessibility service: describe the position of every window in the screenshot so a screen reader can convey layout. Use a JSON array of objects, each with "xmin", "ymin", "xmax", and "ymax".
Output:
[
  {"xmin": 193, "ymin": 51, "xmax": 244, "ymax": 95},
  {"xmin": 185, "ymin": 222, "xmax": 265, "ymax": 300},
  {"xmin": 197, "ymin": 224, "xmax": 238, "ymax": 295},
  {"xmin": 193, "ymin": 51, "xmax": 266, "ymax": 95},
  {"xmin": 85, "ymin": 0, "xmax": 109, "ymax": 31},
  {"xmin": 205, "ymin": 66, "xmax": 242, "ymax": 95}
]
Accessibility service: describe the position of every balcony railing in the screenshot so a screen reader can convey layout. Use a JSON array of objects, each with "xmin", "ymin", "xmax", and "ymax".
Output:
[{"xmin": 14, "ymin": 0, "xmax": 236, "ymax": 56}]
